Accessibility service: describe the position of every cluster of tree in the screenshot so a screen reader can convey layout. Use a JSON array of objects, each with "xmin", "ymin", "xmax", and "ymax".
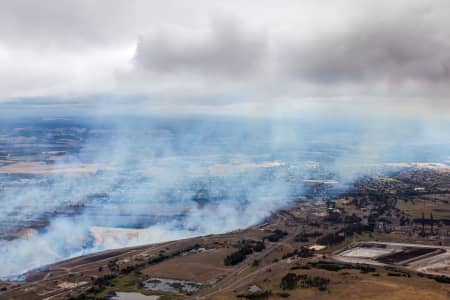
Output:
[
  {"xmin": 237, "ymin": 290, "xmax": 272, "ymax": 299},
  {"xmin": 351, "ymin": 196, "xmax": 369, "ymax": 208},
  {"xmin": 264, "ymin": 230, "xmax": 288, "ymax": 242},
  {"xmin": 119, "ymin": 265, "xmax": 143, "ymax": 275},
  {"xmin": 250, "ymin": 241, "xmax": 266, "ymax": 252},
  {"xmin": 307, "ymin": 261, "xmax": 376, "ymax": 273},
  {"xmin": 324, "ymin": 212, "xmax": 362, "ymax": 224},
  {"xmin": 316, "ymin": 232, "xmax": 344, "ymax": 246},
  {"xmin": 431, "ymin": 275, "xmax": 450, "ymax": 284},
  {"xmin": 324, "ymin": 212, "xmax": 342, "ymax": 223},
  {"xmin": 93, "ymin": 274, "xmax": 116, "ymax": 287},
  {"xmin": 344, "ymin": 214, "xmax": 362, "ymax": 224},
  {"xmin": 294, "ymin": 231, "xmax": 322, "ymax": 242},
  {"xmin": 387, "ymin": 272, "xmax": 410, "ymax": 277},
  {"xmin": 223, "ymin": 250, "xmax": 248, "ymax": 266},
  {"xmin": 69, "ymin": 275, "xmax": 117, "ymax": 300},
  {"xmin": 307, "ymin": 220, "xmax": 321, "ymax": 227},
  {"xmin": 282, "ymin": 247, "xmax": 314, "ymax": 259},
  {"xmin": 148, "ymin": 244, "xmax": 200, "ymax": 266},
  {"xmin": 341, "ymin": 223, "xmax": 372, "ymax": 236},
  {"xmin": 290, "ymin": 265, "xmax": 312, "ymax": 270},
  {"xmin": 317, "ymin": 223, "xmax": 372, "ymax": 246},
  {"xmin": 224, "ymin": 240, "xmax": 265, "ymax": 266},
  {"xmin": 298, "ymin": 274, "xmax": 330, "ymax": 291},
  {"xmin": 107, "ymin": 259, "xmax": 119, "ymax": 272},
  {"xmin": 399, "ymin": 215, "xmax": 410, "ymax": 226},
  {"xmin": 280, "ymin": 273, "xmax": 299, "ymax": 290},
  {"xmin": 280, "ymin": 273, "xmax": 329, "ymax": 291}
]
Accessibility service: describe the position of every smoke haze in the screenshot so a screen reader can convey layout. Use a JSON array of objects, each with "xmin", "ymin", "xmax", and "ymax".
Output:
[{"xmin": 0, "ymin": 114, "xmax": 449, "ymax": 278}]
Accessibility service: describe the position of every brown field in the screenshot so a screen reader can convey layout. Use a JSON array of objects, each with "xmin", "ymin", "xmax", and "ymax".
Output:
[
  {"xmin": 396, "ymin": 195, "xmax": 450, "ymax": 219},
  {"xmin": 141, "ymin": 248, "xmax": 234, "ymax": 282}
]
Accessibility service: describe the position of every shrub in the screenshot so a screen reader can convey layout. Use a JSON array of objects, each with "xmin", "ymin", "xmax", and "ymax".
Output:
[
  {"xmin": 308, "ymin": 261, "xmax": 375, "ymax": 273},
  {"xmin": 224, "ymin": 240, "xmax": 266, "ymax": 266},
  {"xmin": 224, "ymin": 250, "xmax": 247, "ymax": 266},
  {"xmin": 237, "ymin": 290, "xmax": 272, "ymax": 299},
  {"xmin": 265, "ymin": 230, "xmax": 288, "ymax": 242},
  {"xmin": 434, "ymin": 275, "xmax": 450, "ymax": 284},
  {"xmin": 281, "ymin": 273, "xmax": 299, "ymax": 290},
  {"xmin": 282, "ymin": 247, "xmax": 314, "ymax": 259},
  {"xmin": 317, "ymin": 232, "xmax": 344, "ymax": 246},
  {"xmin": 281, "ymin": 273, "xmax": 330, "ymax": 291},
  {"xmin": 294, "ymin": 231, "xmax": 322, "ymax": 242}
]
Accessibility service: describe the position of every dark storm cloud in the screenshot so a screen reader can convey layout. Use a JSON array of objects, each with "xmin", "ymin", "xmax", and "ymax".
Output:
[
  {"xmin": 282, "ymin": 11, "xmax": 450, "ymax": 86},
  {"xmin": 133, "ymin": 19, "xmax": 267, "ymax": 77}
]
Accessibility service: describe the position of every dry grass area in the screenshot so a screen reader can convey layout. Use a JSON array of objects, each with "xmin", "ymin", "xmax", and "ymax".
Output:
[
  {"xmin": 206, "ymin": 267, "xmax": 450, "ymax": 300},
  {"xmin": 396, "ymin": 195, "xmax": 450, "ymax": 219},
  {"xmin": 329, "ymin": 276, "xmax": 449, "ymax": 300},
  {"xmin": 141, "ymin": 248, "xmax": 234, "ymax": 282}
]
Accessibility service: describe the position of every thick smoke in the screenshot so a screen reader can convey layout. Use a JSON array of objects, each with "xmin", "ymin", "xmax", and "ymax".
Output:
[
  {"xmin": 0, "ymin": 117, "xmax": 295, "ymax": 277},
  {"xmin": 1, "ymin": 114, "xmax": 450, "ymax": 278}
]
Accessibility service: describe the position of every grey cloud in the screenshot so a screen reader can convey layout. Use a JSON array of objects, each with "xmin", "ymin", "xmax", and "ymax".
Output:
[
  {"xmin": 1, "ymin": 0, "xmax": 450, "ymax": 106},
  {"xmin": 281, "ymin": 8, "xmax": 450, "ymax": 87},
  {"xmin": 0, "ymin": 0, "xmax": 144, "ymax": 49},
  {"xmin": 133, "ymin": 19, "xmax": 267, "ymax": 78},
  {"xmin": 127, "ymin": 4, "xmax": 450, "ymax": 100}
]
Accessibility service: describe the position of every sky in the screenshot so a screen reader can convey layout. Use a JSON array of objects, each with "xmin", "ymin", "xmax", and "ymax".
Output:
[{"xmin": 0, "ymin": 0, "xmax": 449, "ymax": 117}]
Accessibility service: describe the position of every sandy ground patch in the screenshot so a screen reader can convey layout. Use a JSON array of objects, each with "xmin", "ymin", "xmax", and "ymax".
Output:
[
  {"xmin": 339, "ymin": 247, "xmax": 397, "ymax": 258},
  {"xmin": 58, "ymin": 281, "xmax": 88, "ymax": 289},
  {"xmin": 0, "ymin": 161, "xmax": 112, "ymax": 175}
]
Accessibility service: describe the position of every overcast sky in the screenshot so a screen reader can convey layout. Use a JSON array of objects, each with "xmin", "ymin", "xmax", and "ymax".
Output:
[{"xmin": 1, "ymin": 0, "xmax": 449, "ymax": 116}]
